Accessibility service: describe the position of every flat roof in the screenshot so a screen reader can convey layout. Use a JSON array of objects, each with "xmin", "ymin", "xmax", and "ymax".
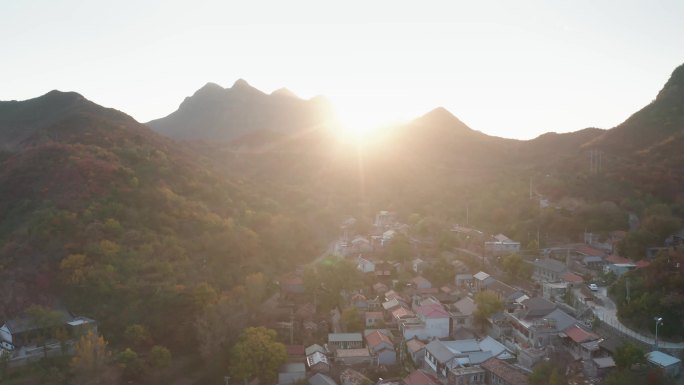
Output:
[{"xmin": 647, "ymin": 351, "xmax": 682, "ymax": 368}]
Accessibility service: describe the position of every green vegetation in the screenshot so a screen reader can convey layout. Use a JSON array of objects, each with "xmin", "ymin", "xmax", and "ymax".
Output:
[
  {"xmin": 229, "ymin": 327, "xmax": 287, "ymax": 385},
  {"xmin": 473, "ymin": 292, "xmax": 503, "ymax": 331},
  {"xmin": 610, "ymin": 253, "xmax": 684, "ymax": 340}
]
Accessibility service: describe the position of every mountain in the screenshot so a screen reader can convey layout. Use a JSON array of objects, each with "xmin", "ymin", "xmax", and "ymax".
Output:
[
  {"xmin": 587, "ymin": 63, "xmax": 684, "ymax": 154},
  {"xmin": 0, "ymin": 91, "xmax": 328, "ymax": 348},
  {"xmin": 146, "ymin": 79, "xmax": 333, "ymax": 142}
]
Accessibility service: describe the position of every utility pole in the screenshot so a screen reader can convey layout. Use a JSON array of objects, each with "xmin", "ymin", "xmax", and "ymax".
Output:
[{"xmin": 626, "ymin": 278, "xmax": 630, "ymax": 304}]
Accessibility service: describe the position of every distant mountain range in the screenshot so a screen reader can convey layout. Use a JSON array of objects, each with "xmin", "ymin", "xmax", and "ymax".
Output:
[
  {"xmin": 1, "ymin": 62, "xmax": 683, "ymax": 338},
  {"xmin": 146, "ymin": 79, "xmax": 333, "ymax": 142}
]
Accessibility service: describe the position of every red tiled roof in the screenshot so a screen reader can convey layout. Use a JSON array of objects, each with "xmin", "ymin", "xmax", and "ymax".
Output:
[
  {"xmin": 606, "ymin": 255, "xmax": 631, "ymax": 264},
  {"xmin": 561, "ymin": 272, "xmax": 584, "ymax": 283},
  {"xmin": 481, "ymin": 358, "xmax": 529, "ymax": 385},
  {"xmin": 575, "ymin": 245, "xmax": 604, "ymax": 256},
  {"xmin": 365, "ymin": 330, "xmax": 393, "ymax": 349},
  {"xmin": 403, "ymin": 370, "xmax": 443, "ymax": 385},
  {"xmin": 286, "ymin": 345, "xmax": 306, "ymax": 356},
  {"xmin": 636, "ymin": 259, "xmax": 651, "ymax": 268},
  {"xmin": 564, "ymin": 325, "xmax": 598, "ymax": 343},
  {"xmin": 416, "ymin": 304, "xmax": 449, "ymax": 318}
]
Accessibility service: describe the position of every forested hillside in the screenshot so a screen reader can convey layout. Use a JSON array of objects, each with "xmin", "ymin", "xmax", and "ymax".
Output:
[{"xmin": 0, "ymin": 91, "xmax": 333, "ymax": 350}]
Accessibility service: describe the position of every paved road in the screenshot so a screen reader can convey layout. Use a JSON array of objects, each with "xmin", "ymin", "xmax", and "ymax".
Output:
[{"xmin": 592, "ymin": 287, "xmax": 684, "ymax": 349}]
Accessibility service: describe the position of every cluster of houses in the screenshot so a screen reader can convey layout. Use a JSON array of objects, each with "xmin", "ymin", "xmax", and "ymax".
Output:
[{"xmin": 275, "ymin": 213, "xmax": 682, "ymax": 385}]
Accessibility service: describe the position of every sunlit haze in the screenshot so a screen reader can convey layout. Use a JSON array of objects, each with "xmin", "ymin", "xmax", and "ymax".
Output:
[{"xmin": 2, "ymin": 1, "xmax": 683, "ymax": 139}]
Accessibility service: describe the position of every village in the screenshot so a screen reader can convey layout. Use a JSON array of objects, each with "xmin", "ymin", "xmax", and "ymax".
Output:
[{"xmin": 267, "ymin": 211, "xmax": 684, "ymax": 385}]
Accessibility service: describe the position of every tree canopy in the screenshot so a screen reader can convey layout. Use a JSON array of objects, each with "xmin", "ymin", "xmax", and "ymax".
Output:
[{"xmin": 229, "ymin": 327, "xmax": 287, "ymax": 385}]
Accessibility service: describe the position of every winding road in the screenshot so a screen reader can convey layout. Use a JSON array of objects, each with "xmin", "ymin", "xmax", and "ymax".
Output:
[{"xmin": 592, "ymin": 287, "xmax": 684, "ymax": 350}]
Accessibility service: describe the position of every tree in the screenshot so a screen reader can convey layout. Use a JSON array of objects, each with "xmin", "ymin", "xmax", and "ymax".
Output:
[
  {"xmin": 124, "ymin": 324, "xmax": 152, "ymax": 348},
  {"xmin": 116, "ymin": 348, "xmax": 142, "ymax": 379},
  {"xmin": 341, "ymin": 307, "xmax": 364, "ymax": 332},
  {"xmin": 71, "ymin": 330, "xmax": 110, "ymax": 385},
  {"xmin": 148, "ymin": 345, "xmax": 172, "ymax": 368},
  {"xmin": 614, "ymin": 342, "xmax": 646, "ymax": 370},
  {"xmin": 501, "ymin": 254, "xmax": 533, "ymax": 282},
  {"xmin": 473, "ymin": 292, "xmax": 503, "ymax": 331},
  {"xmin": 529, "ymin": 362, "xmax": 567, "ymax": 385},
  {"xmin": 601, "ymin": 369, "xmax": 638, "ymax": 385},
  {"xmin": 26, "ymin": 305, "xmax": 65, "ymax": 358},
  {"xmin": 229, "ymin": 327, "xmax": 287, "ymax": 385},
  {"xmin": 387, "ymin": 233, "xmax": 412, "ymax": 263},
  {"xmin": 423, "ymin": 258, "xmax": 455, "ymax": 287},
  {"xmin": 245, "ymin": 272, "xmax": 268, "ymax": 305}
]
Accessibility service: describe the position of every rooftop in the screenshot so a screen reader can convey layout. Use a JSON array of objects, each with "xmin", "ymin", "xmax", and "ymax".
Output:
[
  {"xmin": 365, "ymin": 330, "xmax": 393, "ymax": 349},
  {"xmin": 563, "ymin": 325, "xmax": 599, "ymax": 344},
  {"xmin": 309, "ymin": 373, "xmax": 337, "ymax": 385},
  {"xmin": 533, "ymin": 258, "xmax": 568, "ymax": 274},
  {"xmin": 335, "ymin": 348, "xmax": 370, "ymax": 358},
  {"xmin": 328, "ymin": 333, "xmax": 363, "ymax": 343},
  {"xmin": 647, "ymin": 351, "xmax": 682, "ymax": 367},
  {"xmin": 406, "ymin": 338, "xmax": 426, "ymax": 353},
  {"xmin": 403, "ymin": 369, "xmax": 444, "ymax": 385},
  {"xmin": 473, "ymin": 271, "xmax": 490, "ymax": 281},
  {"xmin": 481, "ymin": 358, "xmax": 529, "ymax": 385}
]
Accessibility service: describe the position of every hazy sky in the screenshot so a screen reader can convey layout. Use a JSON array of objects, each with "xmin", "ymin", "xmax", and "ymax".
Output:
[{"xmin": 2, "ymin": 1, "xmax": 683, "ymax": 139}]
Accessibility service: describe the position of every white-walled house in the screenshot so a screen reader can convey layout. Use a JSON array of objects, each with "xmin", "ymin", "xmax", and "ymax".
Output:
[
  {"xmin": 401, "ymin": 303, "xmax": 450, "ymax": 340},
  {"xmin": 357, "ymin": 256, "xmax": 376, "ymax": 273}
]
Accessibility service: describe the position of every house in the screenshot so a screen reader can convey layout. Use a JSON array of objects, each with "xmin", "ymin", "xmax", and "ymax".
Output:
[
  {"xmin": 401, "ymin": 302, "xmax": 450, "ymax": 340},
  {"xmin": 450, "ymin": 296, "xmax": 476, "ymax": 331},
  {"xmin": 328, "ymin": 333, "xmax": 363, "ymax": 350},
  {"xmin": 484, "ymin": 277, "xmax": 521, "ymax": 303},
  {"xmin": 351, "ymin": 236, "xmax": 372, "ymax": 253},
  {"xmin": 447, "ymin": 366, "xmax": 486, "ymax": 385},
  {"xmin": 425, "ymin": 339, "xmax": 485, "ymax": 378},
  {"xmin": 365, "ymin": 311, "xmax": 385, "ymax": 328},
  {"xmin": 403, "ymin": 369, "xmax": 444, "ymax": 385},
  {"xmin": 351, "ymin": 294, "xmax": 369, "ymax": 312},
  {"xmin": 480, "ymin": 358, "xmax": 529, "ymax": 385},
  {"xmin": 646, "ymin": 351, "xmax": 682, "ymax": 377},
  {"xmin": 0, "ymin": 310, "xmax": 96, "ymax": 350},
  {"xmin": 309, "ymin": 373, "xmax": 338, "ymax": 385},
  {"xmin": 277, "ymin": 363, "xmax": 307, "ymax": 385},
  {"xmin": 406, "ymin": 338, "xmax": 426, "ymax": 365},
  {"xmin": 542, "ymin": 282, "xmax": 567, "ymax": 302},
  {"xmin": 335, "ymin": 347, "xmax": 372, "ymax": 365},
  {"xmin": 306, "ymin": 351, "xmax": 331, "ymax": 373},
  {"xmin": 412, "ymin": 276, "xmax": 433, "ymax": 290},
  {"xmin": 286, "ymin": 345, "xmax": 306, "ymax": 362},
  {"xmin": 375, "ymin": 211, "xmax": 396, "ymax": 228},
  {"xmin": 413, "ymin": 258, "xmax": 429, "ymax": 274},
  {"xmin": 455, "ymin": 274, "xmax": 473, "ymax": 289},
  {"xmin": 365, "ymin": 330, "xmax": 396, "ymax": 365},
  {"xmin": 560, "ymin": 325, "xmax": 600, "ymax": 360},
  {"xmin": 357, "ymin": 256, "xmax": 376, "ymax": 273},
  {"xmin": 604, "ymin": 263, "xmax": 636, "ymax": 277},
  {"xmin": 531, "ymin": 259, "xmax": 567, "ymax": 283},
  {"xmin": 374, "ymin": 261, "xmax": 395, "ymax": 279},
  {"xmin": 305, "ymin": 344, "xmax": 326, "ymax": 356},
  {"xmin": 373, "ymin": 282, "xmax": 389, "ymax": 295},
  {"xmin": 484, "ymin": 234, "xmax": 521, "ymax": 256},
  {"xmin": 506, "ymin": 297, "xmax": 577, "ymax": 348},
  {"xmin": 580, "ymin": 255, "xmax": 605, "ymax": 270},
  {"xmin": 382, "ymin": 230, "xmax": 397, "ymax": 246},
  {"xmin": 560, "ymin": 272, "xmax": 584, "ymax": 286},
  {"xmin": 280, "ymin": 274, "xmax": 306, "ymax": 297},
  {"xmin": 473, "ymin": 272, "xmax": 495, "ymax": 292},
  {"xmin": 584, "ymin": 356, "xmax": 616, "ymax": 378}
]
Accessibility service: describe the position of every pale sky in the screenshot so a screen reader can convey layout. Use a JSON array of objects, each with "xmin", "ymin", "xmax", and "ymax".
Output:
[{"xmin": 1, "ymin": 0, "xmax": 683, "ymax": 139}]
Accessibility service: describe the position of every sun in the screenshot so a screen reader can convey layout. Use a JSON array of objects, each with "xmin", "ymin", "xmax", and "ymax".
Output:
[{"xmin": 331, "ymin": 103, "xmax": 388, "ymax": 144}]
